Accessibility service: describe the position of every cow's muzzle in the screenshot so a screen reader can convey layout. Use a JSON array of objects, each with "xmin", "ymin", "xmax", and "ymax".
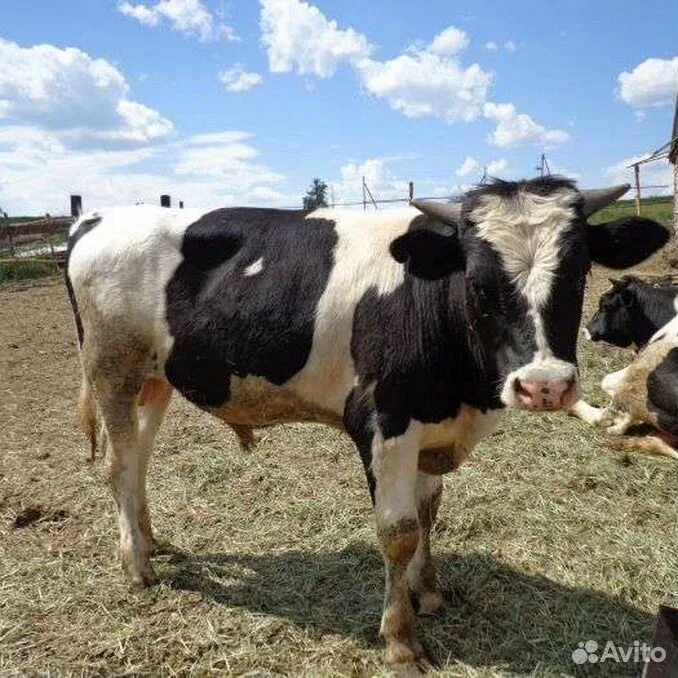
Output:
[{"xmin": 502, "ymin": 360, "xmax": 580, "ymax": 411}]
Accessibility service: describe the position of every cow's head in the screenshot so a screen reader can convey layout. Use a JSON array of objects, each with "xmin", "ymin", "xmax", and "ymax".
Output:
[
  {"xmin": 584, "ymin": 277, "xmax": 638, "ymax": 348},
  {"xmin": 391, "ymin": 177, "xmax": 669, "ymax": 412},
  {"xmin": 585, "ymin": 276, "xmax": 678, "ymax": 349}
]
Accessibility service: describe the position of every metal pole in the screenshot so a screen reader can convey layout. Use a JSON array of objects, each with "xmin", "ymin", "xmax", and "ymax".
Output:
[
  {"xmin": 362, "ymin": 176, "xmax": 367, "ymax": 212},
  {"xmin": 634, "ymin": 165, "xmax": 641, "ymax": 216}
]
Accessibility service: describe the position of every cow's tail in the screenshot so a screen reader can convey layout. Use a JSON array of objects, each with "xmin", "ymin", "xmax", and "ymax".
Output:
[
  {"xmin": 607, "ymin": 435, "xmax": 678, "ymax": 461},
  {"xmin": 77, "ymin": 376, "xmax": 98, "ymax": 461},
  {"xmin": 65, "ymin": 216, "xmax": 98, "ymax": 461}
]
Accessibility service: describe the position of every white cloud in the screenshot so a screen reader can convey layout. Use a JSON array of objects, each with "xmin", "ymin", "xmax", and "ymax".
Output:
[
  {"xmin": 259, "ymin": 3, "xmax": 491, "ymax": 123},
  {"xmin": 357, "ymin": 50, "xmax": 492, "ymax": 123},
  {"xmin": 456, "ymin": 156, "xmax": 507, "ymax": 177},
  {"xmin": 260, "ymin": 0, "xmax": 372, "ymax": 78},
  {"xmin": 617, "ymin": 56, "xmax": 678, "ymax": 108},
  {"xmin": 333, "ymin": 157, "xmax": 408, "ymax": 204},
  {"xmin": 504, "ymin": 40, "xmax": 517, "ymax": 53},
  {"xmin": 456, "ymin": 156, "xmax": 480, "ymax": 177},
  {"xmin": 483, "ymin": 102, "xmax": 569, "ymax": 148},
  {"xmin": 0, "ymin": 38, "xmax": 173, "ymax": 146},
  {"xmin": 0, "ymin": 126, "xmax": 292, "ymax": 214},
  {"xmin": 118, "ymin": 0, "xmax": 237, "ymax": 42},
  {"xmin": 218, "ymin": 66, "xmax": 263, "ymax": 92},
  {"xmin": 428, "ymin": 26, "xmax": 469, "ymax": 56},
  {"xmin": 484, "ymin": 41, "xmax": 498, "ymax": 52},
  {"xmin": 487, "ymin": 158, "xmax": 508, "ymax": 174},
  {"xmin": 604, "ymin": 155, "xmax": 673, "ymax": 197}
]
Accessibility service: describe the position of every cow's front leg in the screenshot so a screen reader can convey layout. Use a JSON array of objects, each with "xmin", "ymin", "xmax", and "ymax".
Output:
[
  {"xmin": 407, "ymin": 472, "xmax": 444, "ymax": 616},
  {"xmin": 372, "ymin": 423, "xmax": 424, "ymax": 668}
]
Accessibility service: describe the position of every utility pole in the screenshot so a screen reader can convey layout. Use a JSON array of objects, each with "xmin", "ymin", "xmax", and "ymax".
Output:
[
  {"xmin": 535, "ymin": 153, "xmax": 550, "ymax": 177},
  {"xmin": 362, "ymin": 175, "xmax": 367, "ymax": 212},
  {"xmin": 363, "ymin": 178, "xmax": 378, "ymax": 210}
]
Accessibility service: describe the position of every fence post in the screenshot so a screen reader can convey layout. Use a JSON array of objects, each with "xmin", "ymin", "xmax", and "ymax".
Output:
[
  {"xmin": 70, "ymin": 195, "xmax": 82, "ymax": 218},
  {"xmin": 408, "ymin": 182, "xmax": 414, "ymax": 202},
  {"xmin": 179, "ymin": 201, "xmax": 184, "ymax": 209},
  {"xmin": 160, "ymin": 195, "xmax": 171, "ymax": 208}
]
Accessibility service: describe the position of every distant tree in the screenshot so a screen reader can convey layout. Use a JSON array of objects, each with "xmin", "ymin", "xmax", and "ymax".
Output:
[{"xmin": 302, "ymin": 178, "xmax": 329, "ymax": 210}]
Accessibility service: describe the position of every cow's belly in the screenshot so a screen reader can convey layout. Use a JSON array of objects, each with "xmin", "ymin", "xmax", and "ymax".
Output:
[
  {"xmin": 206, "ymin": 375, "xmax": 344, "ymax": 428},
  {"xmin": 418, "ymin": 405, "xmax": 500, "ymax": 474}
]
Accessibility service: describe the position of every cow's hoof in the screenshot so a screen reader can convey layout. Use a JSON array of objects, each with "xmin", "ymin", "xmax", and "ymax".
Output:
[
  {"xmin": 385, "ymin": 661, "xmax": 424, "ymax": 678},
  {"xmin": 386, "ymin": 636, "xmax": 426, "ymax": 665},
  {"xmin": 129, "ymin": 565, "xmax": 157, "ymax": 589},
  {"xmin": 417, "ymin": 590, "xmax": 445, "ymax": 616}
]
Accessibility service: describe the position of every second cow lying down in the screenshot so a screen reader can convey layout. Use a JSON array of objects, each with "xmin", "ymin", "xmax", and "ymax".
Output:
[{"xmin": 572, "ymin": 276, "xmax": 678, "ymax": 459}]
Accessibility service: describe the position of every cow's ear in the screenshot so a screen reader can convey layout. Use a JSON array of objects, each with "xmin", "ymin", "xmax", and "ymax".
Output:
[
  {"xmin": 390, "ymin": 226, "xmax": 464, "ymax": 279},
  {"xmin": 587, "ymin": 217, "xmax": 670, "ymax": 269}
]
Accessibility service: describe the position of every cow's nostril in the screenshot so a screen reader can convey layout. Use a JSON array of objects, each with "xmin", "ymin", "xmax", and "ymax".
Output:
[{"xmin": 541, "ymin": 386, "xmax": 550, "ymax": 394}]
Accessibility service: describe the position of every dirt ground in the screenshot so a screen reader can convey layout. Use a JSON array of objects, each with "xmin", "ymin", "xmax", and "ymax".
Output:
[{"xmin": 0, "ymin": 263, "xmax": 676, "ymax": 678}]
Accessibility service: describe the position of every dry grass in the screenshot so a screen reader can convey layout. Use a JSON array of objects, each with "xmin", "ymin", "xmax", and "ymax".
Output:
[{"xmin": 1, "ymin": 256, "xmax": 676, "ymax": 678}]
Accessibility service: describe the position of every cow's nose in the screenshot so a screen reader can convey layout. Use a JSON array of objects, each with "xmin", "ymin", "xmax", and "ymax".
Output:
[{"xmin": 514, "ymin": 377, "xmax": 579, "ymax": 411}]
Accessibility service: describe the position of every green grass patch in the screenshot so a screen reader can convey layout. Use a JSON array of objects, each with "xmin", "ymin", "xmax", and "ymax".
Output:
[
  {"xmin": 0, "ymin": 258, "xmax": 59, "ymax": 283},
  {"xmin": 592, "ymin": 197, "xmax": 673, "ymax": 224}
]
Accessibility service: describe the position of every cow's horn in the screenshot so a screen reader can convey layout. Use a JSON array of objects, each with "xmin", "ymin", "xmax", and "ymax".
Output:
[
  {"xmin": 581, "ymin": 184, "xmax": 630, "ymax": 217},
  {"xmin": 411, "ymin": 199, "xmax": 463, "ymax": 224}
]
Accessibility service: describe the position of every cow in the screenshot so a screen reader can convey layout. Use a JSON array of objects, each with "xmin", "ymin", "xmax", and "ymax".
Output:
[
  {"xmin": 570, "ymin": 277, "xmax": 678, "ymax": 459},
  {"xmin": 65, "ymin": 177, "xmax": 668, "ymax": 674},
  {"xmin": 584, "ymin": 275, "xmax": 678, "ymax": 349}
]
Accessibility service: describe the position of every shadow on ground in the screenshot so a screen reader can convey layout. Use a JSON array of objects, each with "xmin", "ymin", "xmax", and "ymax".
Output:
[{"xmin": 162, "ymin": 543, "xmax": 655, "ymax": 676}]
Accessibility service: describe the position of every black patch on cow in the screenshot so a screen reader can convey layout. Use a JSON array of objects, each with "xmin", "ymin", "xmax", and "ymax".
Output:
[
  {"xmin": 65, "ymin": 214, "xmax": 102, "ymax": 345},
  {"xmin": 343, "ymin": 388, "xmax": 377, "ymax": 502},
  {"xmin": 588, "ymin": 217, "xmax": 670, "ymax": 269},
  {"xmin": 389, "ymin": 223, "xmax": 464, "ymax": 280},
  {"xmin": 647, "ymin": 347, "xmax": 678, "ymax": 435},
  {"xmin": 541, "ymin": 222, "xmax": 590, "ymax": 363},
  {"xmin": 586, "ymin": 276, "xmax": 678, "ymax": 349},
  {"xmin": 164, "ymin": 208, "xmax": 337, "ymax": 407}
]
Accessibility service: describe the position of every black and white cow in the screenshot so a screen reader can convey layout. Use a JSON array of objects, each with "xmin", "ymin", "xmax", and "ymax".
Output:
[
  {"xmin": 66, "ymin": 177, "xmax": 668, "ymax": 673},
  {"xmin": 585, "ymin": 275, "xmax": 678, "ymax": 349},
  {"xmin": 569, "ymin": 276, "xmax": 678, "ymax": 459}
]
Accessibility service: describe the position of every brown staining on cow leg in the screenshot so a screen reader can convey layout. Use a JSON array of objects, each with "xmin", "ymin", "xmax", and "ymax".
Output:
[
  {"xmin": 408, "ymin": 475, "xmax": 444, "ymax": 616},
  {"xmin": 230, "ymin": 424, "xmax": 255, "ymax": 452},
  {"xmin": 377, "ymin": 518, "xmax": 427, "ymax": 668}
]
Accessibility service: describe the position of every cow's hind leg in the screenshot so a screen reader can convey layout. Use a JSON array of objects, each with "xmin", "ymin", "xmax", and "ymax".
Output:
[
  {"xmin": 372, "ymin": 424, "xmax": 425, "ymax": 668},
  {"xmin": 407, "ymin": 472, "xmax": 444, "ymax": 616},
  {"xmin": 137, "ymin": 378, "xmax": 172, "ymax": 554},
  {"xmin": 88, "ymin": 339, "xmax": 159, "ymax": 588}
]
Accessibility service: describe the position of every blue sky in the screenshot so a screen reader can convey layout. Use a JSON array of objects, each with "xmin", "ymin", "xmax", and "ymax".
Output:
[{"xmin": 0, "ymin": 0, "xmax": 676, "ymax": 214}]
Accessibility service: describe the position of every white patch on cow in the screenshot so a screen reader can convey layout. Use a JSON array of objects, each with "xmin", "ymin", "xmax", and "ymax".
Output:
[
  {"xmin": 649, "ymin": 295, "xmax": 678, "ymax": 344},
  {"xmin": 569, "ymin": 399, "xmax": 605, "ymax": 425},
  {"xmin": 67, "ymin": 206, "xmax": 208, "ymax": 363},
  {"xmin": 471, "ymin": 188, "xmax": 581, "ymax": 407},
  {"xmin": 601, "ymin": 367, "xmax": 630, "ymax": 396},
  {"xmin": 243, "ymin": 257, "xmax": 264, "ymax": 276},
  {"xmin": 288, "ymin": 208, "xmax": 414, "ymax": 413},
  {"xmin": 371, "ymin": 420, "xmax": 421, "ymax": 528}
]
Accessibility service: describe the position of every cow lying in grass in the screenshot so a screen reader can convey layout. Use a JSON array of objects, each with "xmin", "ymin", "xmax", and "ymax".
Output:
[
  {"xmin": 571, "ymin": 277, "xmax": 678, "ymax": 459},
  {"xmin": 66, "ymin": 178, "xmax": 668, "ymax": 674}
]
